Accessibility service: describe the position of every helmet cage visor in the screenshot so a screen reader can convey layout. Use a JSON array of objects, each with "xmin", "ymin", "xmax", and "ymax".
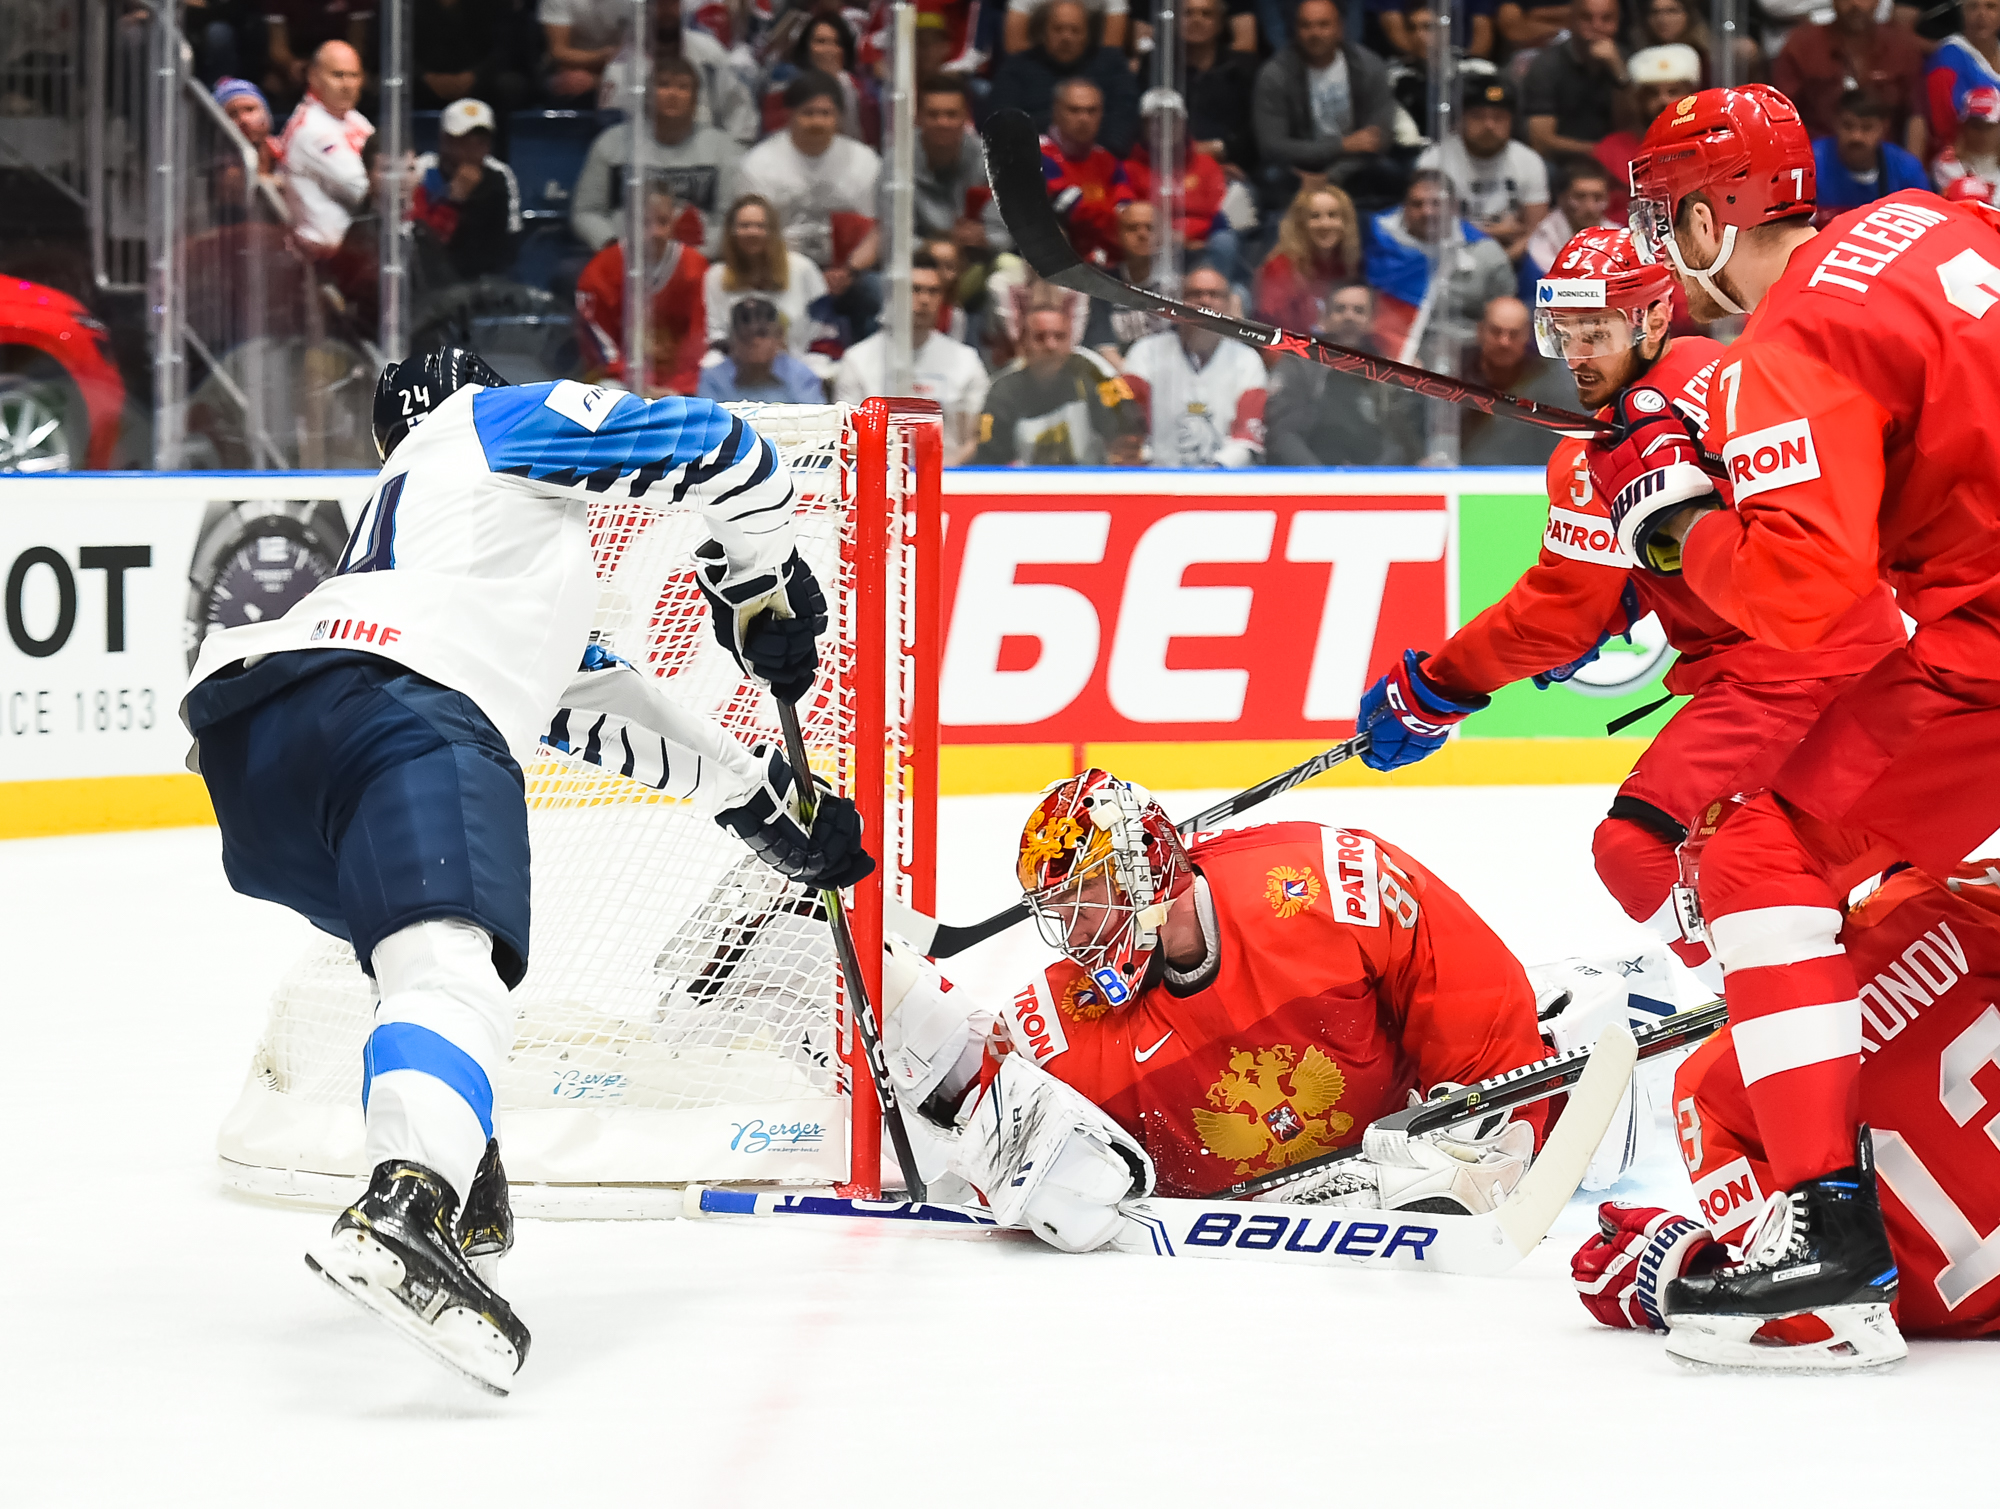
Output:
[{"xmin": 1535, "ymin": 306, "xmax": 1647, "ymax": 358}]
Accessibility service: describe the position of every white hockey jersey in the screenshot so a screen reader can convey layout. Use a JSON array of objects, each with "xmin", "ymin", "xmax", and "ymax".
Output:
[
  {"xmin": 1120, "ymin": 334, "xmax": 1268, "ymax": 469},
  {"xmin": 183, "ymin": 380, "xmax": 797, "ymax": 808}
]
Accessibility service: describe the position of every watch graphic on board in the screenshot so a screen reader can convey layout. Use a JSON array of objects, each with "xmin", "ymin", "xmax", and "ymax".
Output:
[{"xmin": 184, "ymin": 499, "xmax": 350, "ymax": 668}]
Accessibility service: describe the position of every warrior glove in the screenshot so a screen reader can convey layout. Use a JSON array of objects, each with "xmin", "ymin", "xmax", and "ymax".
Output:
[
  {"xmin": 1588, "ymin": 387, "xmax": 1722, "ymax": 576},
  {"xmin": 1571, "ymin": 1202, "xmax": 1726, "ymax": 1332}
]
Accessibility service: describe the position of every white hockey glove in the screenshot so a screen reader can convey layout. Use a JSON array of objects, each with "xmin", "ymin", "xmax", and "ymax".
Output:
[
  {"xmin": 1531, "ymin": 943, "xmax": 1691, "ymax": 1190},
  {"xmin": 1263, "ymin": 1097, "xmax": 1534, "ymax": 1215},
  {"xmin": 950, "ymin": 1053, "xmax": 1155, "ymax": 1253},
  {"xmin": 714, "ymin": 744, "xmax": 875, "ymax": 890},
  {"xmin": 881, "ymin": 938, "xmax": 990, "ymax": 1124},
  {"xmin": 694, "ymin": 541, "xmax": 827, "ymax": 702}
]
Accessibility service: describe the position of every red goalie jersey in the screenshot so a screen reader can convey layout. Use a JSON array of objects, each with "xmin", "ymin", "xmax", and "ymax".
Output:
[
  {"xmin": 1676, "ymin": 864, "xmax": 2000, "ymax": 1337},
  {"xmin": 991, "ymin": 822, "xmax": 1552, "ymax": 1199}
]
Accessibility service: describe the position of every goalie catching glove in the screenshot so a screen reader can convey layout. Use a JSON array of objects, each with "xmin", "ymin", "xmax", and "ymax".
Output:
[
  {"xmin": 1587, "ymin": 387, "xmax": 1722, "ymax": 576},
  {"xmin": 695, "ymin": 541, "xmax": 827, "ymax": 702},
  {"xmin": 714, "ymin": 745, "xmax": 875, "ymax": 890}
]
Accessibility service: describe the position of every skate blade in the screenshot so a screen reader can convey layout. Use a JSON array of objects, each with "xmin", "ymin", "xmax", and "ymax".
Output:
[
  {"xmin": 306, "ymin": 1234, "xmax": 521, "ymax": 1398},
  {"xmin": 1665, "ymin": 1303, "xmax": 1907, "ymax": 1375}
]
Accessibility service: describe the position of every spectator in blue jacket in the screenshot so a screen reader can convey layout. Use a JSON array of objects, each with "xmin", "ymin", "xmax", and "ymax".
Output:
[
  {"xmin": 1813, "ymin": 89, "xmax": 1931, "ymax": 225},
  {"xmin": 697, "ymin": 297, "xmax": 827, "ymax": 403}
]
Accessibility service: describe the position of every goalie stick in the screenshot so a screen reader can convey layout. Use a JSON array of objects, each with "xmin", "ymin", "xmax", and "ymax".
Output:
[
  {"xmin": 882, "ymin": 732, "xmax": 1374, "ymax": 958},
  {"xmin": 775, "ymin": 698, "xmax": 928, "ymax": 1201},
  {"xmin": 686, "ymin": 1022, "xmax": 1640, "ymax": 1277},
  {"xmin": 979, "ymin": 109, "xmax": 1612, "ymax": 440}
]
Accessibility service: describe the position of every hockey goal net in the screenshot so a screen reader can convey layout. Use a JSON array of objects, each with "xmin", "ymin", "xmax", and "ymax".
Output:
[{"xmin": 217, "ymin": 398, "xmax": 942, "ymax": 1215}]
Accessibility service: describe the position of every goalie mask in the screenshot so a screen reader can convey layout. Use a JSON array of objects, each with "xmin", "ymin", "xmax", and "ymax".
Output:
[{"xmin": 1017, "ymin": 769, "xmax": 1191, "ymax": 1006}]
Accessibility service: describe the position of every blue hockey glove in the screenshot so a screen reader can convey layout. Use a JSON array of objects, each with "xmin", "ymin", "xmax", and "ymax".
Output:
[{"xmin": 1356, "ymin": 650, "xmax": 1488, "ymax": 772}]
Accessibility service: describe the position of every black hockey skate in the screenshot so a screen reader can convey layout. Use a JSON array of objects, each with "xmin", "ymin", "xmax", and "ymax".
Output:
[
  {"xmin": 458, "ymin": 1139, "xmax": 514, "ymax": 1286},
  {"xmin": 1663, "ymin": 1127, "xmax": 1904, "ymax": 1372},
  {"xmin": 306, "ymin": 1159, "xmax": 531, "ymax": 1396}
]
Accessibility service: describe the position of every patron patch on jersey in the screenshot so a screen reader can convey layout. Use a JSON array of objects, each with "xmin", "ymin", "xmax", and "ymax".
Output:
[
  {"xmin": 542, "ymin": 381, "xmax": 623, "ymax": 433},
  {"xmin": 1694, "ymin": 1155, "xmax": 1764, "ymax": 1240},
  {"xmin": 1007, "ymin": 980, "xmax": 1069, "ymax": 1065},
  {"xmin": 1544, "ymin": 505, "xmax": 1635, "ymax": 566},
  {"xmin": 1722, "ymin": 418, "xmax": 1820, "ymax": 500},
  {"xmin": 1326, "ymin": 830, "xmax": 1381, "ymax": 927}
]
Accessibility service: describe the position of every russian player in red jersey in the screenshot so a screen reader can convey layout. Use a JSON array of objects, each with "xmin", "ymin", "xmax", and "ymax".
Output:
[
  {"xmin": 1586, "ymin": 83, "xmax": 2000, "ymax": 1368},
  {"xmin": 880, "ymin": 770, "xmax": 1554, "ymax": 1253},
  {"xmin": 1356, "ymin": 226, "xmax": 1903, "ymax": 991},
  {"xmin": 1573, "ymin": 859, "xmax": 2000, "ymax": 1365}
]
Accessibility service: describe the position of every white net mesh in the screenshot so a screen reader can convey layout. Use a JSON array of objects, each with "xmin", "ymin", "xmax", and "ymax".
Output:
[{"xmin": 217, "ymin": 403, "xmax": 929, "ymax": 1203}]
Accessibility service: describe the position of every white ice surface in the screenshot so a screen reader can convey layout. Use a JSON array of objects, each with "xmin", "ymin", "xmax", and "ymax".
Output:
[{"xmin": 4, "ymin": 787, "xmax": 1989, "ymax": 1506}]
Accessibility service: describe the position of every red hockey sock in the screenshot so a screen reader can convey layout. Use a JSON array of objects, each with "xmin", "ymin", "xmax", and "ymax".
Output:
[{"xmin": 1699, "ymin": 795, "xmax": 1869, "ymax": 1190}]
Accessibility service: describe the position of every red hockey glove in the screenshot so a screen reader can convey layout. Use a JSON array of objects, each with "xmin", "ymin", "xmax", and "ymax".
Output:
[
  {"xmin": 1586, "ymin": 388, "xmax": 1721, "ymax": 577},
  {"xmin": 1571, "ymin": 1202, "xmax": 1726, "ymax": 1332}
]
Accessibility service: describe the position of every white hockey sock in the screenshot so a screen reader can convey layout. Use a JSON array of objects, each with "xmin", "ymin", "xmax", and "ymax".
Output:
[{"xmin": 363, "ymin": 917, "xmax": 514, "ymax": 1204}]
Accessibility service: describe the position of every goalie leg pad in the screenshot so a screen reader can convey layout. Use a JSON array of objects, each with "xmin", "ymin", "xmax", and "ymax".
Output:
[{"xmin": 949, "ymin": 1054, "xmax": 1156, "ymax": 1252}]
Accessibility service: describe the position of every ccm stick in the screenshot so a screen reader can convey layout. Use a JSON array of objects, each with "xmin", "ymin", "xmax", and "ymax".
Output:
[
  {"xmin": 979, "ymin": 109, "xmax": 1614, "ymax": 440},
  {"xmin": 688, "ymin": 1021, "xmax": 1645, "ymax": 1278},
  {"xmin": 775, "ymin": 698, "xmax": 928, "ymax": 1201},
  {"xmin": 884, "ymin": 732, "xmax": 1375, "ymax": 957}
]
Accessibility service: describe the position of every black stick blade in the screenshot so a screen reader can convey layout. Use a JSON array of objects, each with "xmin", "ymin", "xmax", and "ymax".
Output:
[{"xmin": 980, "ymin": 110, "xmax": 1090, "ymax": 291}]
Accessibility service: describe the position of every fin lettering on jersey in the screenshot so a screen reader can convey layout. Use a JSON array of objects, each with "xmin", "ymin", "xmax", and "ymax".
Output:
[
  {"xmin": 1722, "ymin": 418, "xmax": 1820, "ymax": 501},
  {"xmin": 1858, "ymin": 922, "xmax": 1966, "ymax": 1055},
  {"xmin": 1007, "ymin": 980, "xmax": 1070, "ymax": 1065},
  {"xmin": 1327, "ymin": 829, "xmax": 1381, "ymax": 927},
  {"xmin": 1804, "ymin": 200, "xmax": 1950, "ymax": 298},
  {"xmin": 542, "ymin": 380, "xmax": 624, "ymax": 433},
  {"xmin": 309, "ymin": 617, "xmax": 402, "ymax": 647}
]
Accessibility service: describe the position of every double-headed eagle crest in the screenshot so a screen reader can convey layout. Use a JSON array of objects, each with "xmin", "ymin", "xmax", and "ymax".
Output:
[{"xmin": 1192, "ymin": 1044, "xmax": 1354, "ymax": 1175}]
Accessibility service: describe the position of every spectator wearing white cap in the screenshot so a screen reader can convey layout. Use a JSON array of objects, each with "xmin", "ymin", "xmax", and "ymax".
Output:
[
  {"xmin": 409, "ymin": 98, "xmax": 524, "ymax": 281},
  {"xmin": 1414, "ymin": 73, "xmax": 1547, "ymax": 264},
  {"xmin": 1591, "ymin": 43, "xmax": 1701, "ymax": 223}
]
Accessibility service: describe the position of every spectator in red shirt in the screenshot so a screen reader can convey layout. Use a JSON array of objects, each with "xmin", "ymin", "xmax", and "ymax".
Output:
[
  {"xmin": 574, "ymin": 183, "xmax": 709, "ymax": 396},
  {"xmin": 1253, "ymin": 181, "xmax": 1361, "ymax": 332},
  {"xmin": 1123, "ymin": 88, "xmax": 1240, "ymax": 280},
  {"xmin": 1774, "ymin": 0, "xmax": 1926, "ymax": 148},
  {"xmin": 1038, "ymin": 78, "xmax": 1133, "ymax": 267}
]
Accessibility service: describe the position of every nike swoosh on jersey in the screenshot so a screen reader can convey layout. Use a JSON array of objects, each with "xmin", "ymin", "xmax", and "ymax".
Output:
[{"xmin": 1134, "ymin": 1031, "xmax": 1174, "ymax": 1063}]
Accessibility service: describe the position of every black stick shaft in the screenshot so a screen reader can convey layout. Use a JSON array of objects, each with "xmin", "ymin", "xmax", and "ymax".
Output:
[{"xmin": 775, "ymin": 700, "xmax": 928, "ymax": 1201}]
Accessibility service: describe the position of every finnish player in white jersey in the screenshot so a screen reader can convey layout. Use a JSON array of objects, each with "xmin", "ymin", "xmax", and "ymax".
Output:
[{"xmin": 182, "ymin": 350, "xmax": 872, "ymax": 1394}]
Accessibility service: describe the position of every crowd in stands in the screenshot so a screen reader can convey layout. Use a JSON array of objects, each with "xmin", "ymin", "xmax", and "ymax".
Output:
[{"xmin": 182, "ymin": 0, "xmax": 2000, "ymax": 469}]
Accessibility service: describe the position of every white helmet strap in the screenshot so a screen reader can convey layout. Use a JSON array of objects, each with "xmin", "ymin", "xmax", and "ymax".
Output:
[{"xmin": 1662, "ymin": 218, "xmax": 1745, "ymax": 318}]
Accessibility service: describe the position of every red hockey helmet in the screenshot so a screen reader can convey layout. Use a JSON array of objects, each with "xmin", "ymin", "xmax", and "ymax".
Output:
[
  {"xmin": 1533, "ymin": 225, "xmax": 1678, "ymax": 358},
  {"xmin": 1018, "ymin": 769, "xmax": 1190, "ymax": 1006},
  {"xmin": 1626, "ymin": 85, "xmax": 1814, "ymax": 316}
]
